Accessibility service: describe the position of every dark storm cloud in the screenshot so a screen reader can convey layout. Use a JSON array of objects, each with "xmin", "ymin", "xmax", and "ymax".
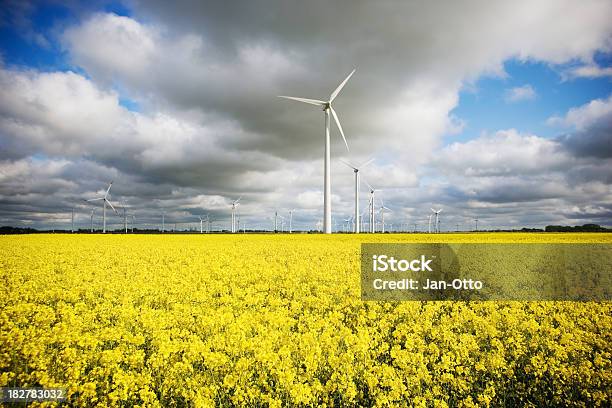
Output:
[{"xmin": 557, "ymin": 112, "xmax": 612, "ymax": 159}]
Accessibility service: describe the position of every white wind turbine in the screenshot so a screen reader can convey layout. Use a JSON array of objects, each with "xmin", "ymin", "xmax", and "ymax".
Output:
[
  {"xmin": 279, "ymin": 69, "xmax": 355, "ymax": 234},
  {"xmin": 279, "ymin": 215, "xmax": 286, "ymax": 232},
  {"xmin": 86, "ymin": 181, "xmax": 118, "ymax": 233},
  {"xmin": 198, "ymin": 215, "xmax": 205, "ymax": 234},
  {"xmin": 274, "ymin": 210, "xmax": 279, "ymax": 233},
  {"xmin": 288, "ymin": 209, "xmax": 295, "ymax": 234},
  {"xmin": 343, "ymin": 216, "xmax": 353, "ymax": 233},
  {"xmin": 230, "ymin": 197, "xmax": 241, "ymax": 233},
  {"xmin": 431, "ymin": 208, "xmax": 442, "ymax": 233},
  {"xmin": 340, "ymin": 158, "xmax": 374, "ymax": 233},
  {"xmin": 120, "ymin": 200, "xmax": 130, "ymax": 234},
  {"xmin": 364, "ymin": 179, "xmax": 376, "ymax": 233},
  {"xmin": 379, "ymin": 198, "xmax": 391, "ymax": 233},
  {"xmin": 360, "ymin": 208, "xmax": 368, "ymax": 232},
  {"xmin": 90, "ymin": 208, "xmax": 95, "ymax": 233}
]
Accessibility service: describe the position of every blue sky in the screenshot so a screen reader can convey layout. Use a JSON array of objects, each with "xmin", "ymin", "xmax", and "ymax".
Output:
[
  {"xmin": 0, "ymin": 1, "xmax": 611, "ymax": 230},
  {"xmin": 452, "ymin": 58, "xmax": 612, "ymax": 141}
]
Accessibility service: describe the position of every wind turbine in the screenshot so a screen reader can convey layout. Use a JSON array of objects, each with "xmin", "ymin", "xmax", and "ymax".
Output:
[
  {"xmin": 340, "ymin": 158, "xmax": 373, "ymax": 233},
  {"xmin": 343, "ymin": 216, "xmax": 353, "ymax": 233},
  {"xmin": 231, "ymin": 197, "xmax": 241, "ymax": 233},
  {"xmin": 364, "ymin": 179, "xmax": 377, "ymax": 233},
  {"xmin": 274, "ymin": 210, "xmax": 278, "ymax": 233},
  {"xmin": 279, "ymin": 215, "xmax": 285, "ymax": 232},
  {"xmin": 379, "ymin": 199, "xmax": 391, "ymax": 233},
  {"xmin": 198, "ymin": 215, "xmax": 205, "ymax": 234},
  {"xmin": 428, "ymin": 214, "xmax": 433, "ymax": 233},
  {"xmin": 121, "ymin": 200, "xmax": 129, "ymax": 233},
  {"xmin": 86, "ymin": 181, "xmax": 118, "ymax": 233},
  {"xmin": 288, "ymin": 209, "xmax": 295, "ymax": 234},
  {"xmin": 279, "ymin": 69, "xmax": 355, "ymax": 234},
  {"xmin": 474, "ymin": 218, "xmax": 479, "ymax": 232},
  {"xmin": 360, "ymin": 208, "xmax": 368, "ymax": 232},
  {"xmin": 431, "ymin": 209, "xmax": 442, "ymax": 233},
  {"xmin": 90, "ymin": 208, "xmax": 95, "ymax": 233},
  {"xmin": 71, "ymin": 207, "xmax": 75, "ymax": 233},
  {"xmin": 161, "ymin": 212, "xmax": 165, "ymax": 233}
]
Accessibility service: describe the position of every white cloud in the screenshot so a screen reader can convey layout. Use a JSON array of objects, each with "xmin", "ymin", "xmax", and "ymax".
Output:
[
  {"xmin": 564, "ymin": 64, "xmax": 612, "ymax": 79},
  {"xmin": 504, "ymin": 85, "xmax": 537, "ymax": 102},
  {"xmin": 547, "ymin": 94, "xmax": 612, "ymax": 130},
  {"xmin": 62, "ymin": 13, "xmax": 158, "ymax": 85},
  {"xmin": 434, "ymin": 129, "xmax": 570, "ymax": 177}
]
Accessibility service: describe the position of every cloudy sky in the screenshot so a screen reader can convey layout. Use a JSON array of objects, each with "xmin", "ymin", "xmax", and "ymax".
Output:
[{"xmin": 0, "ymin": 0, "xmax": 611, "ymax": 231}]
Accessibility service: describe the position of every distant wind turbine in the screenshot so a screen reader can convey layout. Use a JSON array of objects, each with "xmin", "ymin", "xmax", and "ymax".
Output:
[
  {"xmin": 279, "ymin": 69, "xmax": 355, "ymax": 234},
  {"xmin": 431, "ymin": 209, "xmax": 442, "ymax": 233},
  {"xmin": 340, "ymin": 158, "xmax": 374, "ymax": 233},
  {"xmin": 274, "ymin": 210, "xmax": 278, "ymax": 233},
  {"xmin": 90, "ymin": 208, "xmax": 95, "ymax": 233},
  {"xmin": 231, "ymin": 197, "xmax": 241, "ymax": 233},
  {"xmin": 288, "ymin": 209, "xmax": 295, "ymax": 234},
  {"xmin": 86, "ymin": 181, "xmax": 118, "ymax": 233},
  {"xmin": 379, "ymin": 198, "xmax": 391, "ymax": 233},
  {"xmin": 198, "ymin": 215, "xmax": 205, "ymax": 234},
  {"xmin": 364, "ymin": 179, "xmax": 377, "ymax": 233}
]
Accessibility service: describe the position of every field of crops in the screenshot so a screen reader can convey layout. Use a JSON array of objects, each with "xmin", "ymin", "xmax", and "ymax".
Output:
[{"xmin": 1, "ymin": 233, "xmax": 611, "ymax": 407}]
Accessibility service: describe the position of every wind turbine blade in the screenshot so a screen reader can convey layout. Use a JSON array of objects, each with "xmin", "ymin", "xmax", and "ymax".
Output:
[
  {"xmin": 106, "ymin": 199, "xmax": 118, "ymax": 214},
  {"xmin": 438, "ymin": 209, "xmax": 443, "ymax": 213},
  {"xmin": 330, "ymin": 107, "xmax": 349, "ymax": 152},
  {"xmin": 329, "ymin": 69, "xmax": 355, "ymax": 102},
  {"xmin": 339, "ymin": 158, "xmax": 357, "ymax": 170},
  {"xmin": 431, "ymin": 208, "xmax": 436, "ymax": 213},
  {"xmin": 104, "ymin": 181, "xmax": 113, "ymax": 198},
  {"xmin": 359, "ymin": 157, "xmax": 375, "ymax": 168},
  {"xmin": 278, "ymin": 96, "xmax": 325, "ymax": 106},
  {"xmin": 86, "ymin": 197, "xmax": 104, "ymax": 202},
  {"xmin": 362, "ymin": 177, "xmax": 374, "ymax": 191}
]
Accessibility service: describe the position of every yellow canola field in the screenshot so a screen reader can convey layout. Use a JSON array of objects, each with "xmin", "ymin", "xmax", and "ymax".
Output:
[{"xmin": 1, "ymin": 233, "xmax": 611, "ymax": 407}]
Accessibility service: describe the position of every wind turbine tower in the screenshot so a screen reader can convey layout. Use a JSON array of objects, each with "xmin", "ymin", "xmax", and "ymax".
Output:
[
  {"xmin": 340, "ymin": 158, "xmax": 373, "ymax": 233},
  {"xmin": 279, "ymin": 69, "xmax": 355, "ymax": 234},
  {"xmin": 379, "ymin": 199, "xmax": 390, "ymax": 233},
  {"xmin": 431, "ymin": 209, "xmax": 442, "ymax": 233},
  {"xmin": 198, "ymin": 215, "xmax": 205, "ymax": 234},
  {"xmin": 289, "ymin": 209, "xmax": 295, "ymax": 233},
  {"xmin": 274, "ymin": 211, "xmax": 278, "ymax": 233},
  {"xmin": 364, "ymin": 180, "xmax": 376, "ymax": 233},
  {"xmin": 86, "ymin": 181, "xmax": 118, "ymax": 233},
  {"xmin": 231, "ymin": 197, "xmax": 241, "ymax": 233}
]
